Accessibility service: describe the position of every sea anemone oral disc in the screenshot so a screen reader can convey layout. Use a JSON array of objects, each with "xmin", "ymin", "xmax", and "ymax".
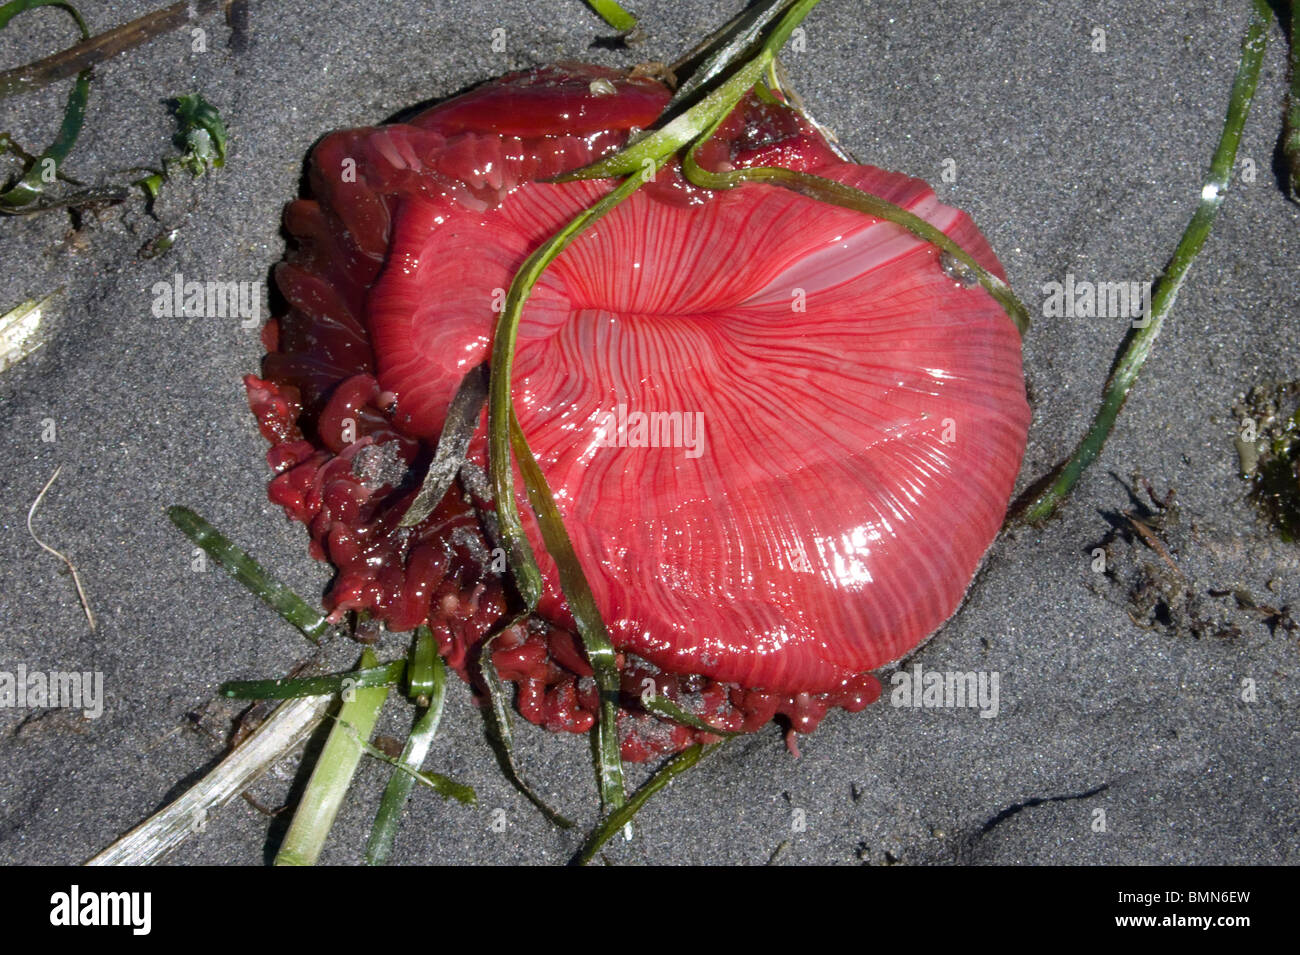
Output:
[{"xmin": 247, "ymin": 63, "xmax": 1030, "ymax": 760}]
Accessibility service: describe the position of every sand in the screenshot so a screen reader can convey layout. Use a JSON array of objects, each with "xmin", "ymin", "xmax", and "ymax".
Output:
[{"xmin": 0, "ymin": 0, "xmax": 1295, "ymax": 865}]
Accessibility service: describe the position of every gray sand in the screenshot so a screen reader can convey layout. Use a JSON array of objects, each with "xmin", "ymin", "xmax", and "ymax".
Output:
[{"xmin": 0, "ymin": 0, "xmax": 1296, "ymax": 865}]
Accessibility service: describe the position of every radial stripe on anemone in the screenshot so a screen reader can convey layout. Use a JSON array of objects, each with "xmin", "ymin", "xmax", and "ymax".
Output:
[{"xmin": 246, "ymin": 63, "xmax": 1030, "ymax": 761}]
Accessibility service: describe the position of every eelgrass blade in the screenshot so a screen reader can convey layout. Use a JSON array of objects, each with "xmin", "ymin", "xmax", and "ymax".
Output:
[
  {"xmin": 1018, "ymin": 0, "xmax": 1271, "ymax": 524},
  {"xmin": 554, "ymin": 1, "xmax": 821, "ymax": 183},
  {"xmin": 553, "ymin": 55, "xmax": 771, "ymax": 183},
  {"xmin": 511, "ymin": 415, "xmax": 625, "ymax": 811},
  {"xmin": 665, "ymin": 0, "xmax": 799, "ymax": 111},
  {"xmin": 86, "ymin": 695, "xmax": 331, "ymax": 865},
  {"xmin": 0, "ymin": 288, "xmax": 59, "ymax": 372},
  {"xmin": 167, "ymin": 505, "xmax": 332, "ymax": 642},
  {"xmin": 561, "ymin": 0, "xmax": 1025, "ymax": 338},
  {"xmin": 574, "ymin": 743, "xmax": 718, "ymax": 865},
  {"xmin": 0, "ymin": 0, "xmax": 91, "ymax": 210},
  {"xmin": 1285, "ymin": 1, "xmax": 1300, "ymax": 199},
  {"xmin": 478, "ymin": 636, "xmax": 575, "ymax": 829},
  {"xmin": 755, "ymin": 168, "xmax": 1029, "ymax": 335},
  {"xmin": 219, "ymin": 661, "xmax": 405, "ymax": 700},
  {"xmin": 354, "ymin": 732, "xmax": 474, "ymax": 806},
  {"xmin": 487, "ymin": 173, "xmax": 653, "ymax": 815},
  {"xmin": 642, "ymin": 696, "xmax": 742, "ymax": 737},
  {"xmin": 585, "ymin": 0, "xmax": 636, "ymax": 33},
  {"xmin": 682, "ymin": 148, "xmax": 1030, "ymax": 335},
  {"xmin": 488, "ymin": 172, "xmax": 650, "ymax": 614},
  {"xmin": 398, "ymin": 363, "xmax": 488, "ymax": 527},
  {"xmin": 406, "ymin": 626, "xmax": 437, "ymax": 704},
  {"xmin": 274, "ymin": 648, "xmax": 390, "ymax": 866},
  {"xmin": 366, "ymin": 640, "xmax": 450, "ymax": 865}
]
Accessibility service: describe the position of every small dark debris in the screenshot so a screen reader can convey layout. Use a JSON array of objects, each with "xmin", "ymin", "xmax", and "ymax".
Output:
[
  {"xmin": 1234, "ymin": 381, "xmax": 1300, "ymax": 542},
  {"xmin": 1088, "ymin": 473, "xmax": 1294, "ymax": 641}
]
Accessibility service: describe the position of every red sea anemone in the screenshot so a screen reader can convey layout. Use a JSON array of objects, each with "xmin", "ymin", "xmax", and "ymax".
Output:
[{"xmin": 245, "ymin": 63, "xmax": 1030, "ymax": 762}]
